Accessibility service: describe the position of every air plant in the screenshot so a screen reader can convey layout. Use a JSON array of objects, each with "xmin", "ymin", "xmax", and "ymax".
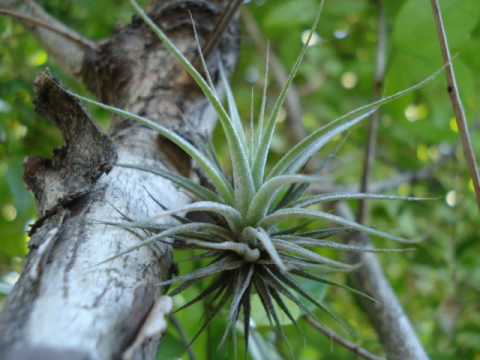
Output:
[{"xmin": 70, "ymin": 0, "xmax": 437, "ymax": 352}]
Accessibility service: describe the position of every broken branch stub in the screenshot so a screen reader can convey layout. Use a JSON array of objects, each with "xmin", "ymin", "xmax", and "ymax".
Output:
[{"xmin": 24, "ymin": 70, "xmax": 117, "ymax": 217}]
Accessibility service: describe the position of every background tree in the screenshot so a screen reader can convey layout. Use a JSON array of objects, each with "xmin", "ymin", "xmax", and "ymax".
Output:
[{"xmin": 0, "ymin": 1, "xmax": 479, "ymax": 359}]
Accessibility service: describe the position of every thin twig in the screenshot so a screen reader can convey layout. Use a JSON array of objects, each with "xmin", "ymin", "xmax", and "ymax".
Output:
[
  {"xmin": 343, "ymin": 3, "xmax": 428, "ymax": 358},
  {"xmin": 305, "ymin": 316, "xmax": 384, "ymax": 360},
  {"xmin": 169, "ymin": 314, "xmax": 197, "ymax": 360},
  {"xmin": 192, "ymin": 0, "xmax": 243, "ymax": 68},
  {"xmin": 357, "ymin": 0, "xmax": 387, "ymax": 224},
  {"xmin": 0, "ymin": 8, "xmax": 95, "ymax": 50},
  {"xmin": 430, "ymin": 0, "xmax": 480, "ymax": 210},
  {"xmin": 241, "ymin": 8, "xmax": 307, "ymax": 144}
]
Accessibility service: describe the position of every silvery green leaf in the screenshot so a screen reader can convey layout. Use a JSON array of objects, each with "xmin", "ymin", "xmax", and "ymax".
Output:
[
  {"xmin": 130, "ymin": 0, "xmax": 255, "ymax": 215},
  {"xmin": 149, "ymin": 201, "xmax": 243, "ymax": 233},
  {"xmin": 273, "ymin": 239, "xmax": 356, "ymax": 270},
  {"xmin": 246, "ymin": 174, "xmax": 324, "ymax": 224},
  {"xmin": 261, "ymin": 208, "xmax": 417, "ymax": 243},
  {"xmin": 178, "ymin": 239, "xmax": 260, "ymax": 262},
  {"xmin": 70, "ymin": 91, "xmax": 234, "ymax": 203},
  {"xmin": 290, "ymin": 269, "xmax": 378, "ymax": 304},
  {"xmin": 293, "ymin": 192, "xmax": 433, "ymax": 208},
  {"xmin": 255, "ymin": 44, "xmax": 270, "ymax": 168},
  {"xmin": 96, "ymin": 222, "xmax": 232, "ymax": 265},
  {"xmin": 277, "ymin": 235, "xmax": 413, "ymax": 253},
  {"xmin": 244, "ymin": 227, "xmax": 287, "ymax": 272},
  {"xmin": 157, "ymin": 256, "xmax": 243, "ymax": 287},
  {"xmin": 253, "ymin": 3, "xmax": 324, "ymax": 185},
  {"xmin": 269, "ymin": 109, "xmax": 376, "ymax": 178},
  {"xmin": 249, "ymin": 88, "xmax": 256, "ymax": 163},
  {"xmin": 270, "ymin": 67, "xmax": 445, "ymax": 178},
  {"xmin": 117, "ymin": 163, "xmax": 220, "ymax": 201},
  {"xmin": 189, "ymin": 12, "xmax": 216, "ymax": 90},
  {"xmin": 272, "ymin": 183, "xmax": 310, "ymax": 211},
  {"xmin": 282, "ymin": 258, "xmax": 357, "ymax": 273},
  {"xmin": 219, "ymin": 60, "xmax": 248, "ymax": 154}
]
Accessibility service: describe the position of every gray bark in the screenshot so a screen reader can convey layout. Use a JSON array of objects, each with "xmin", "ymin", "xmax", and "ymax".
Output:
[
  {"xmin": 0, "ymin": 1, "xmax": 238, "ymax": 359},
  {"xmin": 338, "ymin": 203, "xmax": 429, "ymax": 360}
]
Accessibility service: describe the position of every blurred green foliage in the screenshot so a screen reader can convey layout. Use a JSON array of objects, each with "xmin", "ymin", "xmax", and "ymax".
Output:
[{"xmin": 1, "ymin": 0, "xmax": 480, "ymax": 359}]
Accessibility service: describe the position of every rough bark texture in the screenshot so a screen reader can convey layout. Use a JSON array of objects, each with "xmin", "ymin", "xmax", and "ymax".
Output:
[{"xmin": 0, "ymin": 1, "xmax": 238, "ymax": 359}]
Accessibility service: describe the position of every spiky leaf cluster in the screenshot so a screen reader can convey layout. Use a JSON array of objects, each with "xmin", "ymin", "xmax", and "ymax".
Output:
[{"xmin": 72, "ymin": 0, "xmax": 436, "ymax": 350}]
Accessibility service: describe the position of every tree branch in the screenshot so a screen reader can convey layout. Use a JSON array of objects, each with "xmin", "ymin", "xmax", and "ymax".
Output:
[
  {"xmin": 197, "ymin": 0, "xmax": 243, "ymax": 62},
  {"xmin": 357, "ymin": 0, "xmax": 387, "ymax": 224},
  {"xmin": 305, "ymin": 316, "xmax": 384, "ymax": 360},
  {"xmin": 0, "ymin": 0, "xmax": 95, "ymax": 77},
  {"xmin": 340, "ymin": 205, "xmax": 429, "ymax": 360},
  {"xmin": 0, "ymin": 1, "xmax": 240, "ymax": 359},
  {"xmin": 430, "ymin": 0, "xmax": 480, "ymax": 210},
  {"xmin": 345, "ymin": 5, "xmax": 429, "ymax": 358}
]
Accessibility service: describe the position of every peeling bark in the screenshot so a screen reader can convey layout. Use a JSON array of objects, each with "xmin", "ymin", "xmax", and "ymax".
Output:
[{"xmin": 0, "ymin": 1, "xmax": 238, "ymax": 359}]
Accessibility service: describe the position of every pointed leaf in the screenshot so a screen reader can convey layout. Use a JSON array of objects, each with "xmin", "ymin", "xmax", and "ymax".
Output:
[
  {"xmin": 253, "ymin": 3, "xmax": 324, "ymax": 185},
  {"xmin": 269, "ymin": 109, "xmax": 376, "ymax": 178},
  {"xmin": 269, "ymin": 67, "xmax": 445, "ymax": 178},
  {"xmin": 157, "ymin": 256, "xmax": 243, "ymax": 287},
  {"xmin": 131, "ymin": 0, "xmax": 255, "ymax": 214},
  {"xmin": 278, "ymin": 235, "xmax": 413, "ymax": 253},
  {"xmin": 273, "ymin": 239, "xmax": 356, "ymax": 270},
  {"xmin": 247, "ymin": 174, "xmax": 324, "ymax": 224},
  {"xmin": 70, "ymin": 91, "xmax": 233, "ymax": 203},
  {"xmin": 244, "ymin": 227, "xmax": 287, "ymax": 272},
  {"xmin": 149, "ymin": 201, "xmax": 243, "ymax": 233},
  {"xmin": 261, "ymin": 208, "xmax": 418, "ymax": 243},
  {"xmin": 291, "ymin": 269, "xmax": 378, "ymax": 304},
  {"xmin": 293, "ymin": 192, "xmax": 434, "ymax": 207},
  {"xmin": 118, "ymin": 163, "xmax": 220, "ymax": 201},
  {"xmin": 97, "ymin": 222, "xmax": 232, "ymax": 265}
]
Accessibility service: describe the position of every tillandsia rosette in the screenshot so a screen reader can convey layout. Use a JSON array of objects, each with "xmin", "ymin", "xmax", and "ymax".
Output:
[{"xmin": 71, "ymin": 0, "xmax": 438, "ymax": 352}]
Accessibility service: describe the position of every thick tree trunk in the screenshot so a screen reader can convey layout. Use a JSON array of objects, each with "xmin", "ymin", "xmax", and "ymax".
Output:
[{"xmin": 0, "ymin": 1, "xmax": 238, "ymax": 359}]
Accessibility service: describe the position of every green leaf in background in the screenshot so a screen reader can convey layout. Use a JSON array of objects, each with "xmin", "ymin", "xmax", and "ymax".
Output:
[
  {"xmin": 386, "ymin": 0, "xmax": 480, "ymax": 116},
  {"xmin": 155, "ymin": 331, "xmax": 186, "ymax": 360}
]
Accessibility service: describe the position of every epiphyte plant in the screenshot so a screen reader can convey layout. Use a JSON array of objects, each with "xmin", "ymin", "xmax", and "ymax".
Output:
[{"xmin": 71, "ymin": 0, "xmax": 435, "ymax": 351}]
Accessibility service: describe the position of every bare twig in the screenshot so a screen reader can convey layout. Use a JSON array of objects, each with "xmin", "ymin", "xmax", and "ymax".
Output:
[
  {"xmin": 0, "ymin": 8, "xmax": 95, "ymax": 50},
  {"xmin": 345, "ymin": 2, "xmax": 429, "ymax": 359},
  {"xmin": 241, "ymin": 8, "xmax": 307, "ymax": 144},
  {"xmin": 357, "ymin": 0, "xmax": 388, "ymax": 224},
  {"xmin": 431, "ymin": 0, "xmax": 480, "ymax": 210},
  {"xmin": 305, "ymin": 316, "xmax": 384, "ymax": 360},
  {"xmin": 192, "ymin": 0, "xmax": 243, "ymax": 68}
]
